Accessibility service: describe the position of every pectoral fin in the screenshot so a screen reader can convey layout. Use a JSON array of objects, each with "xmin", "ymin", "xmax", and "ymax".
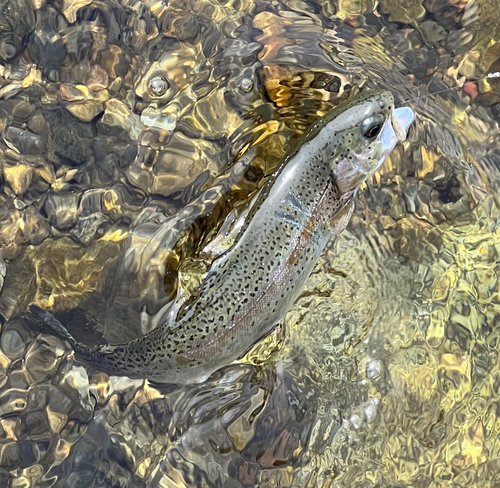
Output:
[{"xmin": 329, "ymin": 194, "xmax": 355, "ymax": 235}]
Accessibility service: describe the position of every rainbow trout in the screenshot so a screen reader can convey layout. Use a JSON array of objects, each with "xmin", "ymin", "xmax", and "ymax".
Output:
[{"xmin": 32, "ymin": 90, "xmax": 414, "ymax": 384}]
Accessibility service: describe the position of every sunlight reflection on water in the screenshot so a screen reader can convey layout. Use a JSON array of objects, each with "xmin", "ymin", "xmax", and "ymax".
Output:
[{"xmin": 0, "ymin": 0, "xmax": 500, "ymax": 486}]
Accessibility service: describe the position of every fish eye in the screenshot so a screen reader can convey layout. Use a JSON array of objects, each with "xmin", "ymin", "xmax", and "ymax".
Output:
[{"xmin": 361, "ymin": 115, "xmax": 384, "ymax": 140}]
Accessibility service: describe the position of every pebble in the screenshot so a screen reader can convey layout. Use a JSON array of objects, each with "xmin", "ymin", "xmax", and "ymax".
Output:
[
  {"xmin": 46, "ymin": 110, "xmax": 94, "ymax": 166},
  {"xmin": 3, "ymin": 163, "xmax": 34, "ymax": 195},
  {"xmin": 28, "ymin": 9, "xmax": 67, "ymax": 73},
  {"xmin": 463, "ymin": 81, "xmax": 478, "ymax": 100},
  {"xmin": 349, "ymin": 413, "xmax": 362, "ymax": 429},
  {"xmin": 27, "ymin": 112, "xmax": 48, "ymax": 135},
  {"xmin": 363, "ymin": 402, "xmax": 378, "ymax": 423},
  {"xmin": 62, "ymin": 0, "xmax": 93, "ymax": 24},
  {"xmin": 366, "ymin": 359, "xmax": 383, "ymax": 380},
  {"xmin": 239, "ymin": 78, "xmax": 254, "ymax": 93},
  {"xmin": 0, "ymin": 0, "xmax": 35, "ymax": 62},
  {"xmin": 0, "ymin": 388, "xmax": 28, "ymax": 416},
  {"xmin": 4, "ymin": 126, "xmax": 45, "ymax": 155},
  {"xmin": 149, "ymin": 75, "xmax": 170, "ymax": 97},
  {"xmin": 21, "ymin": 411, "xmax": 50, "ymax": 437},
  {"xmin": 1, "ymin": 329, "xmax": 25, "ymax": 360},
  {"xmin": 100, "ymin": 99, "xmax": 142, "ymax": 140},
  {"xmin": 140, "ymin": 108, "xmax": 178, "ymax": 131},
  {"xmin": 0, "ymin": 39, "xmax": 17, "ymax": 61},
  {"xmin": 70, "ymin": 214, "xmax": 108, "ymax": 245},
  {"xmin": 24, "ymin": 339, "xmax": 63, "ymax": 383},
  {"xmin": 66, "ymin": 100, "xmax": 104, "ymax": 122},
  {"xmin": 0, "ymin": 441, "xmax": 20, "ymax": 469},
  {"xmin": 18, "ymin": 439, "xmax": 40, "ymax": 468},
  {"xmin": 87, "ymin": 65, "xmax": 109, "ymax": 91},
  {"xmin": 419, "ymin": 20, "xmax": 447, "ymax": 47},
  {"xmin": 58, "ymin": 366, "xmax": 93, "ymax": 421},
  {"xmin": 42, "ymin": 194, "xmax": 79, "ymax": 231}
]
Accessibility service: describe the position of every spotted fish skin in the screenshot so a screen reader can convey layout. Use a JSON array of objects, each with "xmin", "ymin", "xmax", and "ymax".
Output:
[{"xmin": 34, "ymin": 90, "xmax": 414, "ymax": 383}]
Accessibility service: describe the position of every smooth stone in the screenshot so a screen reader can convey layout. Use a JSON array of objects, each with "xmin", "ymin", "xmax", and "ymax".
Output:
[{"xmin": 1, "ymin": 329, "xmax": 25, "ymax": 359}]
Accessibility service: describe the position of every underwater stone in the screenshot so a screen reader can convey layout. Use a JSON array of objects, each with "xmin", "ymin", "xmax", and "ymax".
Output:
[
  {"xmin": 42, "ymin": 194, "xmax": 79, "ymax": 231},
  {"xmin": 66, "ymin": 100, "xmax": 104, "ymax": 122},
  {"xmin": 47, "ymin": 385, "xmax": 73, "ymax": 417},
  {"xmin": 44, "ymin": 107, "xmax": 95, "ymax": 166},
  {"xmin": 87, "ymin": 64, "xmax": 109, "ymax": 91},
  {"xmin": 0, "ymin": 0, "xmax": 35, "ymax": 62},
  {"xmin": 57, "ymin": 366, "xmax": 93, "ymax": 421},
  {"xmin": 1, "ymin": 329, "xmax": 25, "ymax": 360},
  {"xmin": 0, "ymin": 97, "xmax": 34, "ymax": 123},
  {"xmin": 26, "ymin": 384, "xmax": 49, "ymax": 411},
  {"xmin": 171, "ymin": 14, "xmax": 199, "ymax": 41},
  {"xmin": 0, "ymin": 441, "xmax": 20, "ymax": 470},
  {"xmin": 66, "ymin": 469, "xmax": 97, "ymax": 488},
  {"xmin": 24, "ymin": 339, "xmax": 63, "ymax": 383},
  {"xmin": 0, "ymin": 387, "xmax": 28, "ymax": 416},
  {"xmin": 28, "ymin": 9, "xmax": 67, "ymax": 73},
  {"xmin": 7, "ymin": 369, "xmax": 30, "ymax": 390},
  {"xmin": 2, "ymin": 163, "xmax": 34, "ymax": 195},
  {"xmin": 99, "ymin": 99, "xmax": 142, "ymax": 140},
  {"xmin": 18, "ymin": 440, "xmax": 40, "ymax": 468},
  {"xmin": 149, "ymin": 75, "xmax": 170, "ymax": 97},
  {"xmin": 27, "ymin": 112, "xmax": 48, "ymax": 135},
  {"xmin": 349, "ymin": 413, "xmax": 362, "ymax": 429},
  {"xmin": 70, "ymin": 214, "xmax": 108, "ymax": 245},
  {"xmin": 21, "ymin": 410, "xmax": 51, "ymax": 437},
  {"xmin": 0, "ymin": 41, "xmax": 17, "ymax": 60},
  {"xmin": 239, "ymin": 78, "xmax": 254, "ymax": 93},
  {"xmin": 61, "ymin": 0, "xmax": 93, "ymax": 24},
  {"xmin": 366, "ymin": 359, "xmax": 382, "ymax": 380},
  {"xmin": 4, "ymin": 126, "xmax": 45, "ymax": 155},
  {"xmin": 363, "ymin": 402, "xmax": 378, "ymax": 423},
  {"xmin": 140, "ymin": 109, "xmax": 178, "ymax": 132}
]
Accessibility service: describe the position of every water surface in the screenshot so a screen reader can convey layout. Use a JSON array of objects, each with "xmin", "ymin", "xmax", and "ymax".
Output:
[{"xmin": 0, "ymin": 0, "xmax": 499, "ymax": 487}]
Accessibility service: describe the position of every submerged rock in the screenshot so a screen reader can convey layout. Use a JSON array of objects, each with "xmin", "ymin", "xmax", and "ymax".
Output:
[
  {"xmin": 4, "ymin": 126, "xmax": 45, "ymax": 155},
  {"xmin": 0, "ymin": 0, "xmax": 35, "ymax": 62},
  {"xmin": 28, "ymin": 8, "xmax": 67, "ymax": 74}
]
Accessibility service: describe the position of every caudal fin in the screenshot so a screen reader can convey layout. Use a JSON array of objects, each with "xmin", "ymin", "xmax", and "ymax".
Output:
[
  {"xmin": 29, "ymin": 305, "xmax": 144, "ymax": 379},
  {"xmin": 30, "ymin": 305, "xmax": 78, "ymax": 347}
]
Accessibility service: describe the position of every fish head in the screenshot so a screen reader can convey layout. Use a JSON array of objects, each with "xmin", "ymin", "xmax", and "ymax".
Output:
[{"xmin": 327, "ymin": 90, "xmax": 415, "ymax": 194}]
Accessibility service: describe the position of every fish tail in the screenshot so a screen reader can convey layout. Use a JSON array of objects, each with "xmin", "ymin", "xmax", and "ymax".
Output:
[
  {"xmin": 30, "ymin": 305, "xmax": 126, "ymax": 374},
  {"xmin": 30, "ymin": 305, "xmax": 79, "ymax": 347},
  {"xmin": 30, "ymin": 305, "xmax": 169, "ymax": 379}
]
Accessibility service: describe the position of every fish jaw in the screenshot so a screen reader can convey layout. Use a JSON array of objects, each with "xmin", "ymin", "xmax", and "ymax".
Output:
[
  {"xmin": 375, "ymin": 105, "xmax": 415, "ymax": 170},
  {"xmin": 392, "ymin": 107, "xmax": 415, "ymax": 142}
]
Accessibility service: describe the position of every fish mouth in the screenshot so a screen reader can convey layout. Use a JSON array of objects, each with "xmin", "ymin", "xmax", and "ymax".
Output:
[
  {"xmin": 391, "ymin": 106, "xmax": 415, "ymax": 142},
  {"xmin": 376, "ymin": 105, "xmax": 415, "ymax": 169}
]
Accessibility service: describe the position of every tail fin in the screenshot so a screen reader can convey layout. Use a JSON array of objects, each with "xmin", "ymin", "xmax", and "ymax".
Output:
[
  {"xmin": 30, "ymin": 305, "xmax": 78, "ymax": 347},
  {"xmin": 30, "ymin": 305, "xmax": 147, "ymax": 379}
]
